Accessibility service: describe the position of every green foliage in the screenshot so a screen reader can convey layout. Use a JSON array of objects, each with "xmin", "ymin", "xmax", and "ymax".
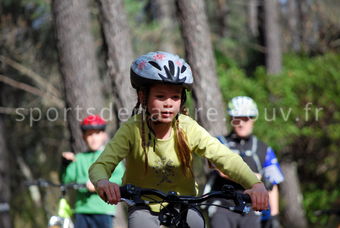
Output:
[
  {"xmin": 217, "ymin": 52, "xmax": 340, "ymax": 151},
  {"xmin": 124, "ymin": 0, "xmax": 166, "ymax": 54},
  {"xmin": 217, "ymin": 52, "xmax": 340, "ymax": 225},
  {"xmin": 303, "ymin": 189, "xmax": 340, "ymax": 226},
  {"xmin": 124, "ymin": 0, "xmax": 183, "ymax": 56}
]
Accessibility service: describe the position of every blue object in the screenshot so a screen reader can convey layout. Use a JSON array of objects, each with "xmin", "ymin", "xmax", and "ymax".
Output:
[{"xmin": 262, "ymin": 148, "xmax": 285, "ymax": 185}]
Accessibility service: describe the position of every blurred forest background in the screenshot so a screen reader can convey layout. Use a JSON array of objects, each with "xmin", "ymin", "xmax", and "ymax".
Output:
[{"xmin": 0, "ymin": 0, "xmax": 339, "ymax": 227}]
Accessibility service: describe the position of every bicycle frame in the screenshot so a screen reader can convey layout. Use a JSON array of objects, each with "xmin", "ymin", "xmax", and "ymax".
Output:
[{"xmin": 25, "ymin": 179, "xmax": 86, "ymax": 228}]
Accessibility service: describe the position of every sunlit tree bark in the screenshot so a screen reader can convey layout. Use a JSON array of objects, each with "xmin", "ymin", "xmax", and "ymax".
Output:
[
  {"xmin": 97, "ymin": 0, "xmax": 136, "ymax": 125},
  {"xmin": 248, "ymin": 0, "xmax": 258, "ymax": 36},
  {"xmin": 264, "ymin": 0, "xmax": 282, "ymax": 74},
  {"xmin": 287, "ymin": 0, "xmax": 301, "ymax": 51},
  {"xmin": 52, "ymin": 0, "xmax": 106, "ymax": 152},
  {"xmin": 176, "ymin": 0, "xmax": 228, "ymax": 136},
  {"xmin": 145, "ymin": 0, "xmax": 177, "ymax": 52},
  {"xmin": 280, "ymin": 162, "xmax": 308, "ymax": 228}
]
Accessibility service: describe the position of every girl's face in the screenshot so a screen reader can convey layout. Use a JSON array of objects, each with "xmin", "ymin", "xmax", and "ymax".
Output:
[{"xmin": 146, "ymin": 84, "xmax": 182, "ymax": 124}]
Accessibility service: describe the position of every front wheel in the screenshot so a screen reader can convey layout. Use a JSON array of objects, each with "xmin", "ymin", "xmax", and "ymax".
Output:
[
  {"xmin": 48, "ymin": 216, "xmax": 74, "ymax": 228},
  {"xmin": 62, "ymin": 218, "xmax": 74, "ymax": 228}
]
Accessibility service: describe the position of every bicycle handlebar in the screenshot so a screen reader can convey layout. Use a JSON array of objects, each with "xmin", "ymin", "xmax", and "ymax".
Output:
[
  {"xmin": 119, "ymin": 184, "xmax": 251, "ymax": 214},
  {"xmin": 120, "ymin": 184, "xmax": 251, "ymax": 204},
  {"xmin": 25, "ymin": 179, "xmax": 86, "ymax": 190}
]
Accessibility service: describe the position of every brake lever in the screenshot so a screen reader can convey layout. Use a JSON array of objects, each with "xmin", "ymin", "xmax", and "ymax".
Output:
[
  {"xmin": 221, "ymin": 185, "xmax": 251, "ymax": 215},
  {"xmin": 120, "ymin": 198, "xmax": 136, "ymax": 206},
  {"xmin": 233, "ymin": 191, "xmax": 249, "ymax": 214},
  {"xmin": 121, "ymin": 185, "xmax": 150, "ymax": 206}
]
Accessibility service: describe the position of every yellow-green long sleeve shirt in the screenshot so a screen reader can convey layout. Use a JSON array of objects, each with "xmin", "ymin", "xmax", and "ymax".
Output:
[{"xmin": 89, "ymin": 114, "xmax": 259, "ymax": 200}]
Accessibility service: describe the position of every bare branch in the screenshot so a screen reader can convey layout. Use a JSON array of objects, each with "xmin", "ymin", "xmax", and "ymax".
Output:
[
  {"xmin": 0, "ymin": 55, "xmax": 61, "ymax": 98},
  {"xmin": 0, "ymin": 107, "xmax": 21, "ymax": 115},
  {"xmin": 17, "ymin": 157, "xmax": 42, "ymax": 207},
  {"xmin": 0, "ymin": 74, "xmax": 64, "ymax": 108}
]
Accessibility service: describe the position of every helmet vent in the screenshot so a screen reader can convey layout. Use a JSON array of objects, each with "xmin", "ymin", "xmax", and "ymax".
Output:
[
  {"xmin": 149, "ymin": 61, "xmax": 161, "ymax": 71},
  {"xmin": 168, "ymin": 60, "xmax": 175, "ymax": 75},
  {"xmin": 158, "ymin": 60, "xmax": 187, "ymax": 84},
  {"xmin": 181, "ymin": 65, "xmax": 187, "ymax": 73}
]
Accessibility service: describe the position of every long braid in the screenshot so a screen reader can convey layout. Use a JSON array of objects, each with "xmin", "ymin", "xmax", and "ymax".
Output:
[
  {"xmin": 141, "ymin": 119, "xmax": 149, "ymax": 174},
  {"xmin": 130, "ymin": 88, "xmax": 150, "ymax": 174},
  {"xmin": 175, "ymin": 117, "xmax": 193, "ymax": 177},
  {"xmin": 131, "ymin": 101, "xmax": 141, "ymax": 116},
  {"xmin": 138, "ymin": 88, "xmax": 149, "ymax": 174}
]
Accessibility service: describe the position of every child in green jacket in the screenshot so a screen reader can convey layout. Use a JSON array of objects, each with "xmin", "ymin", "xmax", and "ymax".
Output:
[{"xmin": 63, "ymin": 115, "xmax": 125, "ymax": 228}]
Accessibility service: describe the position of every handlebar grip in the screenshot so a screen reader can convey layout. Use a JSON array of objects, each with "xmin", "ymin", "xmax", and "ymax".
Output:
[
  {"xmin": 71, "ymin": 183, "xmax": 87, "ymax": 189},
  {"xmin": 24, "ymin": 179, "xmax": 51, "ymax": 187},
  {"xmin": 120, "ymin": 185, "xmax": 129, "ymax": 198},
  {"xmin": 120, "ymin": 184, "xmax": 137, "ymax": 199},
  {"xmin": 241, "ymin": 193, "xmax": 251, "ymax": 203},
  {"xmin": 221, "ymin": 185, "xmax": 251, "ymax": 204},
  {"xmin": 24, "ymin": 181, "xmax": 37, "ymax": 186}
]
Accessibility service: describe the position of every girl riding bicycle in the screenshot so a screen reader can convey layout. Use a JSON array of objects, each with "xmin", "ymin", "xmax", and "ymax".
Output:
[{"xmin": 89, "ymin": 51, "xmax": 268, "ymax": 228}]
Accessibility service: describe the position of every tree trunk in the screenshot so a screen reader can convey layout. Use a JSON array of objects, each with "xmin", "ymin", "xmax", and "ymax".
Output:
[
  {"xmin": 145, "ymin": 0, "xmax": 177, "ymax": 53},
  {"xmin": 280, "ymin": 162, "xmax": 308, "ymax": 228},
  {"xmin": 307, "ymin": 0, "xmax": 320, "ymax": 52},
  {"xmin": 175, "ymin": 0, "xmax": 228, "ymax": 136},
  {"xmin": 297, "ymin": 0, "xmax": 320, "ymax": 53},
  {"xmin": 0, "ymin": 115, "xmax": 11, "ymax": 228},
  {"xmin": 297, "ymin": 0, "xmax": 307, "ymax": 52},
  {"xmin": 264, "ymin": 0, "xmax": 282, "ymax": 74},
  {"xmin": 96, "ymin": 0, "xmax": 136, "ymax": 124},
  {"xmin": 157, "ymin": 0, "xmax": 177, "ymax": 53},
  {"xmin": 215, "ymin": 0, "xmax": 230, "ymax": 37},
  {"xmin": 287, "ymin": 0, "xmax": 301, "ymax": 51},
  {"xmin": 52, "ymin": 0, "xmax": 106, "ymax": 152},
  {"xmin": 248, "ymin": 0, "xmax": 258, "ymax": 36}
]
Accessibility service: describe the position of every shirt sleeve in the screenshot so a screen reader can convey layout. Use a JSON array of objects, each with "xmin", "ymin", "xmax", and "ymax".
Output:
[
  {"xmin": 109, "ymin": 161, "xmax": 125, "ymax": 185},
  {"xmin": 262, "ymin": 147, "xmax": 285, "ymax": 185},
  {"xmin": 63, "ymin": 161, "xmax": 76, "ymax": 184},
  {"xmin": 186, "ymin": 120, "xmax": 260, "ymax": 189},
  {"xmin": 89, "ymin": 122, "xmax": 133, "ymax": 185},
  {"xmin": 64, "ymin": 155, "xmax": 92, "ymax": 193}
]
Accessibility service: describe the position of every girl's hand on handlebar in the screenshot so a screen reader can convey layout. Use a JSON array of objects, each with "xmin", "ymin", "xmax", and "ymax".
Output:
[
  {"xmin": 244, "ymin": 182, "xmax": 269, "ymax": 211},
  {"xmin": 95, "ymin": 179, "xmax": 121, "ymax": 205}
]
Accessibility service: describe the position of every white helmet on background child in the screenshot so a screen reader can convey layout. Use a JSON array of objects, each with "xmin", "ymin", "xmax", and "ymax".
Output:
[
  {"xmin": 130, "ymin": 51, "xmax": 193, "ymax": 90},
  {"xmin": 227, "ymin": 96, "xmax": 258, "ymax": 117}
]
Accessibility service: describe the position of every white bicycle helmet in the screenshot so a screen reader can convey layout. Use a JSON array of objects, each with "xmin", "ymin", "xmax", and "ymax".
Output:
[
  {"xmin": 227, "ymin": 96, "xmax": 259, "ymax": 117},
  {"xmin": 130, "ymin": 51, "xmax": 193, "ymax": 90}
]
